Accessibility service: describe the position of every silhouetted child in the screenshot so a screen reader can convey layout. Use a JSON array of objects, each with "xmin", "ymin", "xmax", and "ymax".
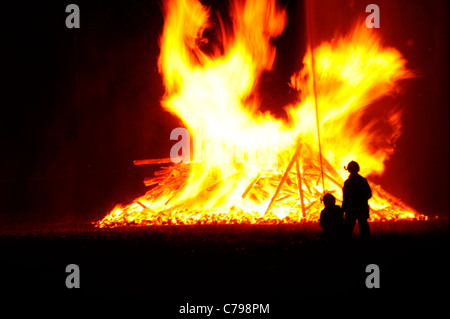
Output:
[{"xmin": 320, "ymin": 193, "xmax": 344, "ymax": 241}]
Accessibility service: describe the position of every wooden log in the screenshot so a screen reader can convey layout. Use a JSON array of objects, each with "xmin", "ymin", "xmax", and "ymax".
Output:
[
  {"xmin": 135, "ymin": 201, "xmax": 147, "ymax": 209},
  {"xmin": 242, "ymin": 173, "xmax": 261, "ymax": 198},
  {"xmin": 265, "ymin": 143, "xmax": 301, "ymax": 215},
  {"xmin": 133, "ymin": 158, "xmax": 176, "ymax": 165},
  {"xmin": 275, "ymin": 194, "xmax": 291, "ymax": 203},
  {"xmin": 135, "ymin": 200, "xmax": 156, "ymax": 214}
]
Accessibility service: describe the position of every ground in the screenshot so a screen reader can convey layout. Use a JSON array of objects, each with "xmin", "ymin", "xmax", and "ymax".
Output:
[{"xmin": 0, "ymin": 219, "xmax": 448, "ymax": 316}]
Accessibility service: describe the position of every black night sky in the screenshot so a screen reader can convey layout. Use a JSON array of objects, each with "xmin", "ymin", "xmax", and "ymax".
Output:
[{"xmin": 1, "ymin": 0, "xmax": 448, "ymax": 225}]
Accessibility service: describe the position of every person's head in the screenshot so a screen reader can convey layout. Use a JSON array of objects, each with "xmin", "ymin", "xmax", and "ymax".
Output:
[
  {"xmin": 345, "ymin": 161, "xmax": 360, "ymax": 174},
  {"xmin": 322, "ymin": 193, "xmax": 336, "ymax": 208}
]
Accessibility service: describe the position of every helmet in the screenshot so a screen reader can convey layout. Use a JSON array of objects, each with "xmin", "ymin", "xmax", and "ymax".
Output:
[
  {"xmin": 322, "ymin": 193, "xmax": 336, "ymax": 207},
  {"xmin": 345, "ymin": 161, "xmax": 360, "ymax": 173}
]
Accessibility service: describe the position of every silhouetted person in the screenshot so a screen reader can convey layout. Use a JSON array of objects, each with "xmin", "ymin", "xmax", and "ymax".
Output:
[
  {"xmin": 320, "ymin": 193, "xmax": 343, "ymax": 241},
  {"xmin": 342, "ymin": 161, "xmax": 372, "ymax": 239}
]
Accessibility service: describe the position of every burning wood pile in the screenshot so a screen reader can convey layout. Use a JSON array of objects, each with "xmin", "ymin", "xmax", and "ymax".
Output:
[
  {"xmin": 95, "ymin": 144, "xmax": 424, "ymax": 227},
  {"xmin": 95, "ymin": 0, "xmax": 427, "ymax": 228}
]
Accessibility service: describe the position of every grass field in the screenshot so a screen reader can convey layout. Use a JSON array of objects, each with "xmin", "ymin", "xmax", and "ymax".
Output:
[{"xmin": 1, "ymin": 218, "xmax": 448, "ymax": 315}]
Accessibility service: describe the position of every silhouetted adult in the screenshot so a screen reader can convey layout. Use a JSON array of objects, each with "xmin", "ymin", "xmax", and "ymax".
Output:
[
  {"xmin": 342, "ymin": 161, "xmax": 372, "ymax": 239},
  {"xmin": 320, "ymin": 193, "xmax": 343, "ymax": 241}
]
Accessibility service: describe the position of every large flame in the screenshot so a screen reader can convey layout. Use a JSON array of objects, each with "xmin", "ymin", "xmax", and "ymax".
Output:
[{"xmin": 96, "ymin": 0, "xmax": 426, "ymax": 227}]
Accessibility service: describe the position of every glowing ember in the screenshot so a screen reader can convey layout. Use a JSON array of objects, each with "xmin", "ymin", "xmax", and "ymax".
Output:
[{"xmin": 96, "ymin": 0, "xmax": 427, "ymax": 227}]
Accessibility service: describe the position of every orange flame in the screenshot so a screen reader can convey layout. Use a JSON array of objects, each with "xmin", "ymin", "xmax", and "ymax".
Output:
[{"xmin": 96, "ymin": 0, "xmax": 427, "ymax": 227}]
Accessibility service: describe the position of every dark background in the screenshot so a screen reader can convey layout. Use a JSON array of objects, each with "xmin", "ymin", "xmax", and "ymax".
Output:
[{"xmin": 0, "ymin": 0, "xmax": 448, "ymax": 226}]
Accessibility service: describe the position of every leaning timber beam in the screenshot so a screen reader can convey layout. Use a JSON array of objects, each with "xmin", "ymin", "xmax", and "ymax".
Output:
[
  {"xmin": 242, "ymin": 173, "xmax": 261, "ymax": 199},
  {"xmin": 265, "ymin": 143, "xmax": 302, "ymax": 215}
]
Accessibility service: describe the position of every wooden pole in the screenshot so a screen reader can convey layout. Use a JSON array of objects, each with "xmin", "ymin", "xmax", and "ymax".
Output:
[
  {"xmin": 265, "ymin": 143, "xmax": 301, "ymax": 215},
  {"xmin": 305, "ymin": 0, "xmax": 325, "ymax": 194},
  {"xmin": 133, "ymin": 158, "xmax": 174, "ymax": 165},
  {"xmin": 242, "ymin": 173, "xmax": 261, "ymax": 199}
]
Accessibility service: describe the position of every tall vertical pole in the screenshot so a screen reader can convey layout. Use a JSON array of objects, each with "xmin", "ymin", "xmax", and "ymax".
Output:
[{"xmin": 305, "ymin": 0, "xmax": 325, "ymax": 194}]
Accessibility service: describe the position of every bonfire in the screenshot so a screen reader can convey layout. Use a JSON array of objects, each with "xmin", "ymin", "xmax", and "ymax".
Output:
[{"xmin": 95, "ymin": 0, "xmax": 427, "ymax": 228}]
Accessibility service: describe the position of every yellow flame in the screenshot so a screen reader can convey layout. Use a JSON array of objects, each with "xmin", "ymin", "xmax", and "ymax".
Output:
[{"xmin": 96, "ymin": 0, "xmax": 427, "ymax": 227}]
